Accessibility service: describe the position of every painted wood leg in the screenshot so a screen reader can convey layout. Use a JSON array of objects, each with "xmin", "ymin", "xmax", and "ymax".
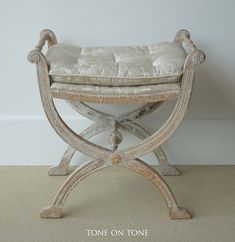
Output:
[
  {"xmin": 120, "ymin": 158, "xmax": 191, "ymax": 219},
  {"xmin": 40, "ymin": 158, "xmax": 107, "ymax": 218},
  {"xmin": 48, "ymin": 146, "xmax": 76, "ymax": 176},
  {"xmin": 48, "ymin": 122, "xmax": 108, "ymax": 176},
  {"xmin": 121, "ymin": 122, "xmax": 180, "ymax": 176},
  {"xmin": 152, "ymin": 146, "xmax": 180, "ymax": 176}
]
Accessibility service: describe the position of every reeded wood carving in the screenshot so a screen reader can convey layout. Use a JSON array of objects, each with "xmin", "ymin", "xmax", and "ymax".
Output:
[{"xmin": 28, "ymin": 29, "xmax": 205, "ymax": 219}]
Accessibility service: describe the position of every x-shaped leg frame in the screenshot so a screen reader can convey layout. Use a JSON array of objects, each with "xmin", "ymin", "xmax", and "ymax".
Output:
[
  {"xmin": 40, "ymin": 157, "xmax": 190, "ymax": 219},
  {"xmin": 48, "ymin": 101, "xmax": 180, "ymax": 177}
]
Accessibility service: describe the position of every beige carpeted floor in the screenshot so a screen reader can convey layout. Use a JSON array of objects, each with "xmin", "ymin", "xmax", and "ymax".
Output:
[{"xmin": 0, "ymin": 166, "xmax": 235, "ymax": 242}]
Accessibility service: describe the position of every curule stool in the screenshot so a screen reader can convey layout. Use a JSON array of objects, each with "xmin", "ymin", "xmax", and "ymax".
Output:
[{"xmin": 28, "ymin": 29, "xmax": 205, "ymax": 219}]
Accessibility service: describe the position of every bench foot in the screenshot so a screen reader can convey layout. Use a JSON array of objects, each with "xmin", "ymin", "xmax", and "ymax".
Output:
[
  {"xmin": 48, "ymin": 166, "xmax": 68, "ymax": 176},
  {"xmin": 41, "ymin": 159, "xmax": 106, "ymax": 219},
  {"xmin": 40, "ymin": 206, "xmax": 62, "ymax": 218},
  {"xmin": 48, "ymin": 146, "xmax": 76, "ymax": 176},
  {"xmin": 121, "ymin": 158, "xmax": 190, "ymax": 219},
  {"xmin": 160, "ymin": 164, "xmax": 180, "ymax": 176},
  {"xmin": 169, "ymin": 206, "xmax": 192, "ymax": 219}
]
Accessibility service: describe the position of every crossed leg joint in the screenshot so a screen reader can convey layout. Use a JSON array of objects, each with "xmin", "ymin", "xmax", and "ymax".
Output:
[
  {"xmin": 48, "ymin": 107, "xmax": 179, "ymax": 176},
  {"xmin": 41, "ymin": 158, "xmax": 190, "ymax": 219}
]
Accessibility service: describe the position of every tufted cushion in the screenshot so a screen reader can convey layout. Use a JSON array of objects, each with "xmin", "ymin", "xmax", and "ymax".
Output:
[{"xmin": 46, "ymin": 42, "xmax": 186, "ymax": 87}]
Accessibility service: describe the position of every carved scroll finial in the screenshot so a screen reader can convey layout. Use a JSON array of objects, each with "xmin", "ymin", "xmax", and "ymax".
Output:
[
  {"xmin": 40, "ymin": 29, "xmax": 57, "ymax": 47},
  {"xmin": 27, "ymin": 29, "xmax": 57, "ymax": 64},
  {"xmin": 27, "ymin": 50, "xmax": 41, "ymax": 64},
  {"xmin": 174, "ymin": 29, "xmax": 191, "ymax": 42}
]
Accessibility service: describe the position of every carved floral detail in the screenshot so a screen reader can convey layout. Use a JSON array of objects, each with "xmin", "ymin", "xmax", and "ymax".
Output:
[
  {"xmin": 110, "ymin": 153, "xmax": 121, "ymax": 164},
  {"xmin": 192, "ymin": 50, "xmax": 206, "ymax": 64}
]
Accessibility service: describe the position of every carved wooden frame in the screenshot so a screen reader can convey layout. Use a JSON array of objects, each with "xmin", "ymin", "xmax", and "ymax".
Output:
[{"xmin": 28, "ymin": 29, "xmax": 205, "ymax": 219}]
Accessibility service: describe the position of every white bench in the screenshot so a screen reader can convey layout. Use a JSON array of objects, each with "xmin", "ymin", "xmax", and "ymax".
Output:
[{"xmin": 28, "ymin": 29, "xmax": 205, "ymax": 219}]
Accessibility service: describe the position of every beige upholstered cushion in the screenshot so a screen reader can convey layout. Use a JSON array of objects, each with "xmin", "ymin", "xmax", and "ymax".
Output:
[{"xmin": 46, "ymin": 42, "xmax": 186, "ymax": 87}]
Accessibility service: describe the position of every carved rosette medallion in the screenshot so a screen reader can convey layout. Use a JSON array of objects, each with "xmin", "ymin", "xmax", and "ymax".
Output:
[
  {"xmin": 110, "ymin": 153, "xmax": 121, "ymax": 164},
  {"xmin": 27, "ymin": 50, "xmax": 40, "ymax": 64}
]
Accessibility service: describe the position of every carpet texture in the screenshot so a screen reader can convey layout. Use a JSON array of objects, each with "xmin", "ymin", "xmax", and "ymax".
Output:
[{"xmin": 0, "ymin": 166, "xmax": 235, "ymax": 242}]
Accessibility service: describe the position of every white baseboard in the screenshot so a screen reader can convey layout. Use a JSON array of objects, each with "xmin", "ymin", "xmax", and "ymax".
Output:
[{"xmin": 1, "ymin": 117, "xmax": 235, "ymax": 165}]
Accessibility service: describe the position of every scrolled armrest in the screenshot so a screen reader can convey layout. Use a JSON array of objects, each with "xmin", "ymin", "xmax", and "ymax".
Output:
[
  {"xmin": 27, "ymin": 29, "xmax": 57, "ymax": 64},
  {"xmin": 175, "ymin": 29, "xmax": 206, "ymax": 66},
  {"xmin": 174, "ymin": 29, "xmax": 195, "ymax": 53}
]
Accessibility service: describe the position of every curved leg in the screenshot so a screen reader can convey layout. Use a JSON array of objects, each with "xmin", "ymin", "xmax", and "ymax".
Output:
[
  {"xmin": 40, "ymin": 158, "xmax": 108, "ymax": 218},
  {"xmin": 48, "ymin": 122, "xmax": 108, "ymax": 176},
  {"xmin": 120, "ymin": 158, "xmax": 191, "ymax": 219},
  {"xmin": 121, "ymin": 122, "xmax": 180, "ymax": 176},
  {"xmin": 48, "ymin": 146, "xmax": 76, "ymax": 176},
  {"xmin": 119, "ymin": 67, "xmax": 196, "ymax": 162},
  {"xmin": 154, "ymin": 146, "xmax": 180, "ymax": 176}
]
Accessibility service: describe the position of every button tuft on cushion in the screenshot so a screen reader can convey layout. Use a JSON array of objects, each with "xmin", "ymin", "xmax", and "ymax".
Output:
[{"xmin": 46, "ymin": 42, "xmax": 186, "ymax": 86}]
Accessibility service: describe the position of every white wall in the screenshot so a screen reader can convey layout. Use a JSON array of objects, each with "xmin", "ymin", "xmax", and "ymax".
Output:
[{"xmin": 0, "ymin": 0, "xmax": 235, "ymax": 165}]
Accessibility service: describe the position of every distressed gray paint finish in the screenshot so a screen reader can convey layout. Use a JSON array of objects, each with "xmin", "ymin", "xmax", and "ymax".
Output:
[
  {"xmin": 49, "ymin": 100, "xmax": 179, "ymax": 176},
  {"xmin": 48, "ymin": 122, "xmax": 107, "ymax": 176},
  {"xmin": 28, "ymin": 29, "xmax": 205, "ymax": 219}
]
